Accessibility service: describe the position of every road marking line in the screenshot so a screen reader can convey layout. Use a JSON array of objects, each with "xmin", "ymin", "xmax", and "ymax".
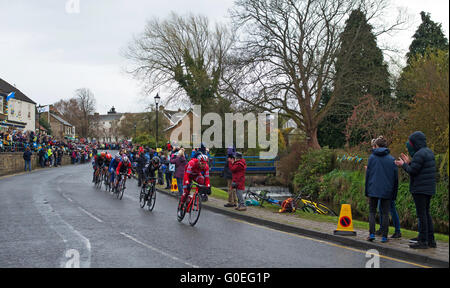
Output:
[
  {"xmin": 120, "ymin": 232, "xmax": 199, "ymax": 268},
  {"xmin": 78, "ymin": 207, "xmax": 104, "ymax": 223},
  {"xmin": 34, "ymin": 185, "xmax": 91, "ymax": 268},
  {"xmin": 232, "ymin": 219, "xmax": 431, "ymax": 268}
]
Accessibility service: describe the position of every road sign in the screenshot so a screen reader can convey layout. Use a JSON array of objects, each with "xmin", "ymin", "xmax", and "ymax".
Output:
[{"xmin": 334, "ymin": 204, "xmax": 356, "ymax": 236}]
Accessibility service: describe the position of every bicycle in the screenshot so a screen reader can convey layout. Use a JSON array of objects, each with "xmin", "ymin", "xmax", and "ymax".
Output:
[
  {"xmin": 244, "ymin": 188, "xmax": 337, "ymax": 216},
  {"xmin": 93, "ymin": 167, "xmax": 102, "ymax": 189},
  {"xmin": 139, "ymin": 177, "xmax": 157, "ymax": 211},
  {"xmin": 104, "ymin": 169, "xmax": 111, "ymax": 192},
  {"xmin": 244, "ymin": 189, "xmax": 282, "ymax": 206},
  {"xmin": 291, "ymin": 190, "xmax": 338, "ymax": 216},
  {"xmin": 177, "ymin": 182, "xmax": 204, "ymax": 226},
  {"xmin": 114, "ymin": 173, "xmax": 128, "ymax": 200}
]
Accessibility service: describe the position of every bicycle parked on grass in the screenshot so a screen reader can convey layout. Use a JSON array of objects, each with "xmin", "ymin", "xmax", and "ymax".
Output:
[
  {"xmin": 177, "ymin": 182, "xmax": 205, "ymax": 226},
  {"xmin": 244, "ymin": 188, "xmax": 337, "ymax": 216},
  {"xmin": 139, "ymin": 177, "xmax": 157, "ymax": 211}
]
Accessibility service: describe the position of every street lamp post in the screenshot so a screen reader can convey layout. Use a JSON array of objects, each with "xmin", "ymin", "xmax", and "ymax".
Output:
[{"xmin": 154, "ymin": 93, "xmax": 160, "ymax": 148}]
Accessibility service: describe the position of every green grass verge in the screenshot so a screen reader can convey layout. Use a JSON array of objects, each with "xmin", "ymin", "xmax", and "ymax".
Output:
[{"xmin": 211, "ymin": 186, "xmax": 449, "ymax": 243}]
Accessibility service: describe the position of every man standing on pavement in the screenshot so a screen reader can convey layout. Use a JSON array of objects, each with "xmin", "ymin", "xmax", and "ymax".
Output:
[
  {"xmin": 223, "ymin": 153, "xmax": 236, "ymax": 208},
  {"xmin": 136, "ymin": 153, "xmax": 146, "ymax": 187},
  {"xmin": 23, "ymin": 147, "xmax": 32, "ymax": 172}
]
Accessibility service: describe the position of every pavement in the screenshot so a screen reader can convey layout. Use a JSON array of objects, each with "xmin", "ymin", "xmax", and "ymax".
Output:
[{"xmin": 156, "ymin": 186, "xmax": 449, "ymax": 268}]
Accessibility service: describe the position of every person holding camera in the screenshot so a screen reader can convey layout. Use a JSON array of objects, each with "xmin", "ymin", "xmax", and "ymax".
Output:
[
  {"xmin": 229, "ymin": 152, "xmax": 247, "ymax": 211},
  {"xmin": 223, "ymin": 153, "xmax": 236, "ymax": 207}
]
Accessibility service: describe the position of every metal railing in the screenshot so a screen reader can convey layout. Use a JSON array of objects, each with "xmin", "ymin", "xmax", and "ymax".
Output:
[{"xmin": 210, "ymin": 156, "xmax": 276, "ymax": 174}]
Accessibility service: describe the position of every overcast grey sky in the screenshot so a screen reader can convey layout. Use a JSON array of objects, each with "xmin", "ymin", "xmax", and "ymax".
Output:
[{"xmin": 0, "ymin": 0, "xmax": 448, "ymax": 114}]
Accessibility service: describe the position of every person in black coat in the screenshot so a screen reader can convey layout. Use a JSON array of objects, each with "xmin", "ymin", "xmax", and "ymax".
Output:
[
  {"xmin": 365, "ymin": 136, "xmax": 398, "ymax": 243},
  {"xmin": 23, "ymin": 147, "xmax": 32, "ymax": 172},
  {"xmin": 395, "ymin": 131, "xmax": 436, "ymax": 249},
  {"xmin": 38, "ymin": 148, "xmax": 46, "ymax": 167},
  {"xmin": 136, "ymin": 153, "xmax": 146, "ymax": 187}
]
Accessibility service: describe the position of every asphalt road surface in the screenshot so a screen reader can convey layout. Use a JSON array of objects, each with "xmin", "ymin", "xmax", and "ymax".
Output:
[{"xmin": 0, "ymin": 163, "xmax": 425, "ymax": 268}]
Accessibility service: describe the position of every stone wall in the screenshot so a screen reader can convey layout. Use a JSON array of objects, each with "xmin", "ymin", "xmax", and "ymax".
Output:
[{"xmin": 0, "ymin": 152, "xmax": 72, "ymax": 177}]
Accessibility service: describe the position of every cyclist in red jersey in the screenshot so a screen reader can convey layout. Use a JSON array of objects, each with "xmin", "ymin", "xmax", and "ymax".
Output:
[
  {"xmin": 179, "ymin": 154, "xmax": 211, "ymax": 205},
  {"xmin": 114, "ymin": 156, "xmax": 132, "ymax": 190}
]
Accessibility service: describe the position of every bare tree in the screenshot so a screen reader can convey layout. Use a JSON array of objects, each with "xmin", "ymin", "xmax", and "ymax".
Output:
[
  {"xmin": 124, "ymin": 12, "xmax": 235, "ymax": 107},
  {"xmin": 225, "ymin": 0, "xmax": 406, "ymax": 149},
  {"xmin": 75, "ymin": 88, "xmax": 97, "ymax": 138}
]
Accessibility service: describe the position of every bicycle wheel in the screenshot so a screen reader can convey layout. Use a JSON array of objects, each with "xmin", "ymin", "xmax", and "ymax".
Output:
[
  {"xmin": 117, "ymin": 180, "xmax": 125, "ymax": 200},
  {"xmin": 188, "ymin": 193, "xmax": 202, "ymax": 226},
  {"xmin": 95, "ymin": 174, "xmax": 101, "ymax": 189},
  {"xmin": 139, "ymin": 186, "xmax": 147, "ymax": 208},
  {"xmin": 147, "ymin": 185, "xmax": 156, "ymax": 211},
  {"xmin": 315, "ymin": 202, "xmax": 338, "ymax": 216},
  {"xmin": 301, "ymin": 202, "xmax": 318, "ymax": 214},
  {"xmin": 177, "ymin": 198, "xmax": 186, "ymax": 222}
]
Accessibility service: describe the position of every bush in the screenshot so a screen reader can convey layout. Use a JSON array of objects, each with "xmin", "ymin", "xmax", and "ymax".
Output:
[{"xmin": 293, "ymin": 147, "xmax": 336, "ymax": 197}]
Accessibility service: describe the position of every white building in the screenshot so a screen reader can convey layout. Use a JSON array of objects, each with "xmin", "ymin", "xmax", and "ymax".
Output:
[
  {"xmin": 94, "ymin": 107, "xmax": 125, "ymax": 142},
  {"xmin": 0, "ymin": 78, "xmax": 36, "ymax": 132}
]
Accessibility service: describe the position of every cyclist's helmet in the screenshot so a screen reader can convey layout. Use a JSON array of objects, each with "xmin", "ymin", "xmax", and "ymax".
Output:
[
  {"xmin": 106, "ymin": 153, "xmax": 112, "ymax": 160},
  {"xmin": 197, "ymin": 154, "xmax": 208, "ymax": 163},
  {"xmin": 101, "ymin": 152, "xmax": 106, "ymax": 158},
  {"xmin": 115, "ymin": 153, "xmax": 121, "ymax": 160},
  {"xmin": 151, "ymin": 156, "xmax": 160, "ymax": 166},
  {"xmin": 97, "ymin": 152, "xmax": 101, "ymax": 157},
  {"xmin": 122, "ymin": 156, "xmax": 129, "ymax": 163}
]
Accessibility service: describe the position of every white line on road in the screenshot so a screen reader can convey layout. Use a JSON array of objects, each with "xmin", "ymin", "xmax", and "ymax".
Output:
[
  {"xmin": 78, "ymin": 207, "xmax": 104, "ymax": 223},
  {"xmin": 34, "ymin": 185, "xmax": 92, "ymax": 268},
  {"xmin": 120, "ymin": 232, "xmax": 199, "ymax": 268}
]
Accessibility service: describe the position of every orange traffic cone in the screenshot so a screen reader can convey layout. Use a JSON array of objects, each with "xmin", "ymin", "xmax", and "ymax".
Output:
[{"xmin": 334, "ymin": 204, "xmax": 357, "ymax": 236}]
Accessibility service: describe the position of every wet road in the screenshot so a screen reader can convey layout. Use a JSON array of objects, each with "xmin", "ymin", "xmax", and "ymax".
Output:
[{"xmin": 0, "ymin": 163, "xmax": 424, "ymax": 268}]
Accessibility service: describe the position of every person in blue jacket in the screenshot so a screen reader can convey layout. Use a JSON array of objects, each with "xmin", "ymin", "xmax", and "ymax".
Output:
[
  {"xmin": 109, "ymin": 154, "xmax": 121, "ymax": 187},
  {"xmin": 365, "ymin": 136, "xmax": 398, "ymax": 243}
]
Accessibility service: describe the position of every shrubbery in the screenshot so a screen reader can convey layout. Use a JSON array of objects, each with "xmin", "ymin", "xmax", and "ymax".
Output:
[
  {"xmin": 291, "ymin": 146, "xmax": 449, "ymax": 233},
  {"xmin": 293, "ymin": 147, "xmax": 335, "ymax": 197}
]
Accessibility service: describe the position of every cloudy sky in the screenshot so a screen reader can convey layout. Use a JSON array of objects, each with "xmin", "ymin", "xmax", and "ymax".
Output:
[{"xmin": 1, "ymin": 0, "xmax": 448, "ymax": 114}]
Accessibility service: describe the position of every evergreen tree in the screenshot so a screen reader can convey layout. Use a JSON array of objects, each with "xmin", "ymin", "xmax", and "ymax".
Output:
[
  {"xmin": 396, "ymin": 11, "xmax": 449, "ymax": 109},
  {"xmin": 318, "ymin": 9, "xmax": 391, "ymax": 148},
  {"xmin": 406, "ymin": 11, "xmax": 449, "ymax": 63}
]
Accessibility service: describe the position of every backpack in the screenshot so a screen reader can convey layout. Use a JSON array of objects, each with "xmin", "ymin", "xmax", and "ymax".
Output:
[{"xmin": 278, "ymin": 198, "xmax": 295, "ymax": 213}]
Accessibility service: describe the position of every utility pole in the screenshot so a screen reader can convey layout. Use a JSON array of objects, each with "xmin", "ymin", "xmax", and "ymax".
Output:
[{"xmin": 154, "ymin": 93, "xmax": 160, "ymax": 148}]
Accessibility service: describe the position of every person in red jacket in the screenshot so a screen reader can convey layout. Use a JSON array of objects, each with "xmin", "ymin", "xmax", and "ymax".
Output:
[
  {"xmin": 229, "ymin": 152, "xmax": 247, "ymax": 211},
  {"xmin": 179, "ymin": 154, "xmax": 211, "ymax": 208},
  {"xmin": 114, "ymin": 156, "xmax": 132, "ymax": 191}
]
